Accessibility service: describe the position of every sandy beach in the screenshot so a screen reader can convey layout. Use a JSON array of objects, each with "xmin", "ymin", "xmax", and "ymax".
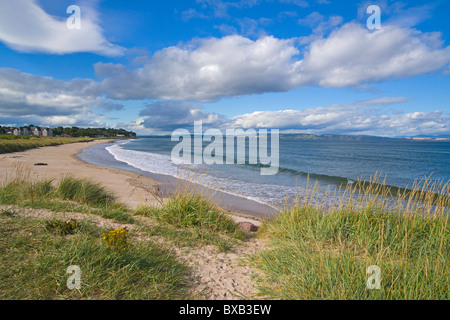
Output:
[
  {"xmin": 0, "ymin": 139, "xmax": 269, "ymax": 225},
  {"xmin": 0, "ymin": 139, "xmax": 271, "ymax": 299}
]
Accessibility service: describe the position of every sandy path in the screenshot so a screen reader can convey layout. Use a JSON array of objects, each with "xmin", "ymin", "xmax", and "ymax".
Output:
[{"xmin": 175, "ymin": 239, "xmax": 266, "ymax": 300}]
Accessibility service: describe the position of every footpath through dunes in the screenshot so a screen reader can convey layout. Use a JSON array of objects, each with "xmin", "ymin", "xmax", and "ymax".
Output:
[
  {"xmin": 0, "ymin": 204, "xmax": 268, "ymax": 300},
  {"xmin": 174, "ymin": 238, "xmax": 267, "ymax": 300}
]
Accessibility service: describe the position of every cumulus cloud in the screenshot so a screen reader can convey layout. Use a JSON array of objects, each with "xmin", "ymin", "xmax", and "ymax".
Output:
[
  {"xmin": 138, "ymin": 101, "xmax": 225, "ymax": 131},
  {"xmin": 296, "ymin": 22, "xmax": 450, "ymax": 87},
  {"xmin": 122, "ymin": 96, "xmax": 449, "ymax": 137},
  {"xmin": 96, "ymin": 22, "xmax": 450, "ymax": 102},
  {"xmin": 0, "ymin": 68, "xmax": 122, "ymax": 127},
  {"xmin": 0, "ymin": 111, "xmax": 111, "ymax": 128},
  {"xmin": 0, "ymin": 0, "xmax": 124, "ymax": 56},
  {"xmin": 97, "ymin": 35, "xmax": 302, "ymax": 101},
  {"xmin": 227, "ymin": 100, "xmax": 450, "ymax": 136}
]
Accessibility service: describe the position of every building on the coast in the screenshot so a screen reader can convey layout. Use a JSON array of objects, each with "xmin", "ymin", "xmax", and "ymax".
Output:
[
  {"xmin": 12, "ymin": 126, "xmax": 53, "ymax": 137},
  {"xmin": 30, "ymin": 127, "xmax": 40, "ymax": 136},
  {"xmin": 41, "ymin": 128, "xmax": 53, "ymax": 137},
  {"xmin": 13, "ymin": 127, "xmax": 29, "ymax": 136}
]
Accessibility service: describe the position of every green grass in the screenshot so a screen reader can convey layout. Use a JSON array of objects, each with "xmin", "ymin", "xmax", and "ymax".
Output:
[
  {"xmin": 0, "ymin": 176, "xmax": 134, "ymax": 224},
  {"xmin": 0, "ymin": 136, "xmax": 96, "ymax": 154},
  {"xmin": 57, "ymin": 176, "xmax": 115, "ymax": 207},
  {"xmin": 250, "ymin": 178, "xmax": 450, "ymax": 300},
  {"xmin": 0, "ymin": 175, "xmax": 250, "ymax": 299},
  {"xmin": 0, "ymin": 215, "xmax": 191, "ymax": 300},
  {"xmin": 0, "ymin": 173, "xmax": 250, "ymax": 299},
  {"xmin": 135, "ymin": 193, "xmax": 246, "ymax": 252}
]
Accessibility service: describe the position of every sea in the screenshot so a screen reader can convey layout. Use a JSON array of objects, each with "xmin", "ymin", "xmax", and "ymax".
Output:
[{"xmin": 77, "ymin": 135, "xmax": 450, "ymax": 212}]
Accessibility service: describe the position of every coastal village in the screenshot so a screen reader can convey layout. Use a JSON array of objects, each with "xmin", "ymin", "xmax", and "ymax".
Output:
[
  {"xmin": 3, "ymin": 126, "xmax": 53, "ymax": 137},
  {"xmin": 0, "ymin": 125, "xmax": 136, "ymax": 138}
]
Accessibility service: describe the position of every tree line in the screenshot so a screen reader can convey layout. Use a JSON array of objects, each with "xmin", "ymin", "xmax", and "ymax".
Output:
[{"xmin": 0, "ymin": 125, "xmax": 136, "ymax": 138}]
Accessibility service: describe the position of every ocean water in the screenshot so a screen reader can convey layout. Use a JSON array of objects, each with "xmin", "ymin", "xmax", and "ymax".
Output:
[{"xmin": 79, "ymin": 135, "xmax": 450, "ymax": 209}]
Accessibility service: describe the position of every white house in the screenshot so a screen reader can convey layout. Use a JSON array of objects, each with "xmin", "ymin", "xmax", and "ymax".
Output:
[
  {"xmin": 41, "ymin": 128, "xmax": 53, "ymax": 137},
  {"xmin": 30, "ymin": 127, "xmax": 40, "ymax": 136},
  {"xmin": 13, "ymin": 127, "xmax": 29, "ymax": 136}
]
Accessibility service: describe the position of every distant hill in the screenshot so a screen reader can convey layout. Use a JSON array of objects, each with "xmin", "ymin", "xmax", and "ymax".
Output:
[
  {"xmin": 280, "ymin": 134, "xmax": 397, "ymax": 141},
  {"xmin": 138, "ymin": 133, "xmax": 450, "ymax": 142},
  {"xmin": 409, "ymin": 134, "xmax": 450, "ymax": 139}
]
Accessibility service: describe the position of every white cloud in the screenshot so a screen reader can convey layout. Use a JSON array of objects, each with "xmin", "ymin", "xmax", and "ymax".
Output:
[
  {"xmin": 0, "ymin": 68, "xmax": 122, "ymax": 128},
  {"xmin": 0, "ymin": 0, "xmax": 124, "ymax": 56},
  {"xmin": 0, "ymin": 68, "xmax": 107, "ymax": 116},
  {"xmin": 138, "ymin": 101, "xmax": 225, "ymax": 131},
  {"xmin": 39, "ymin": 113, "xmax": 109, "ymax": 127},
  {"xmin": 96, "ymin": 22, "xmax": 450, "ymax": 102},
  {"xmin": 98, "ymin": 35, "xmax": 302, "ymax": 101},
  {"xmin": 297, "ymin": 23, "xmax": 450, "ymax": 87},
  {"xmin": 227, "ymin": 100, "xmax": 450, "ymax": 136},
  {"xmin": 119, "ymin": 97, "xmax": 449, "ymax": 137}
]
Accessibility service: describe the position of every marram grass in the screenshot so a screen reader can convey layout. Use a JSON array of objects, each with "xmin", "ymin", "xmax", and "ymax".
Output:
[
  {"xmin": 251, "ymin": 176, "xmax": 449, "ymax": 300},
  {"xmin": 135, "ymin": 167, "xmax": 246, "ymax": 251},
  {"xmin": 0, "ymin": 174, "xmax": 134, "ymax": 223},
  {"xmin": 57, "ymin": 175, "xmax": 115, "ymax": 206}
]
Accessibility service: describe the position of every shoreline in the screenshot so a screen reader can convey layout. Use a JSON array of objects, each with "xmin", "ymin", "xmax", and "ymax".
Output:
[{"xmin": 0, "ymin": 139, "xmax": 275, "ymax": 225}]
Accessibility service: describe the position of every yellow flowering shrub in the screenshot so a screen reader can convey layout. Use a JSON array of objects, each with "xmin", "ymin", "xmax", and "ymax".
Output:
[{"xmin": 102, "ymin": 227, "xmax": 130, "ymax": 252}]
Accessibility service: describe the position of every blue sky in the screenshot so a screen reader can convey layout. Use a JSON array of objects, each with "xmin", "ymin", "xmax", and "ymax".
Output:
[{"xmin": 0, "ymin": 0, "xmax": 449, "ymax": 136}]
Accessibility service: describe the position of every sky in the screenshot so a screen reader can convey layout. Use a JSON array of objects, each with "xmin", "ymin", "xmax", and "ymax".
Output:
[{"xmin": 0, "ymin": 0, "xmax": 449, "ymax": 137}]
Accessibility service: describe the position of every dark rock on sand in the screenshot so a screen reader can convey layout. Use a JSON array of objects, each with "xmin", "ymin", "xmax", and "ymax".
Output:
[{"xmin": 237, "ymin": 221, "xmax": 259, "ymax": 232}]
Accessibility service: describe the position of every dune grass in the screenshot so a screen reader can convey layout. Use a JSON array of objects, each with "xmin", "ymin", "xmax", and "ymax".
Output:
[
  {"xmin": 0, "ymin": 169, "xmax": 246, "ymax": 299},
  {"xmin": 135, "ymin": 171, "xmax": 246, "ymax": 252},
  {"xmin": 0, "ymin": 214, "xmax": 191, "ymax": 300},
  {"xmin": 0, "ymin": 174, "xmax": 134, "ymax": 224},
  {"xmin": 0, "ymin": 136, "xmax": 95, "ymax": 154},
  {"xmin": 251, "ymin": 176, "xmax": 449, "ymax": 300},
  {"xmin": 57, "ymin": 175, "xmax": 116, "ymax": 207}
]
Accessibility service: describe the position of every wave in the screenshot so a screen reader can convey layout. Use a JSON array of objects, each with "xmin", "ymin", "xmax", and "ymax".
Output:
[
  {"xmin": 105, "ymin": 143, "xmax": 285, "ymax": 208},
  {"xmin": 244, "ymin": 163, "xmax": 353, "ymax": 185}
]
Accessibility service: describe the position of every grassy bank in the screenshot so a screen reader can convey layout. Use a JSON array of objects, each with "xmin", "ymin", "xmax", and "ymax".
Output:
[
  {"xmin": 0, "ymin": 213, "xmax": 191, "ymax": 299},
  {"xmin": 0, "ymin": 175, "xmax": 193, "ymax": 299},
  {"xmin": 0, "ymin": 175, "xmax": 134, "ymax": 224},
  {"xmin": 0, "ymin": 174, "xmax": 247, "ymax": 299},
  {"xmin": 251, "ymin": 178, "xmax": 449, "ymax": 300},
  {"xmin": 0, "ymin": 136, "xmax": 96, "ymax": 154}
]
